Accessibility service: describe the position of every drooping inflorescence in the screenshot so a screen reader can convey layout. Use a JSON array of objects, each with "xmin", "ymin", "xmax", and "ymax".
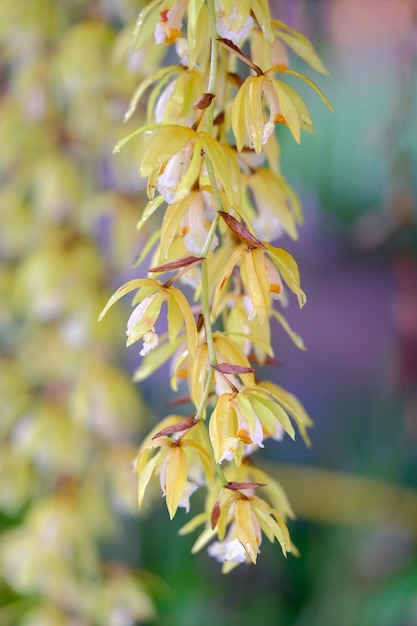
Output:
[{"xmin": 100, "ymin": 0, "xmax": 331, "ymax": 572}]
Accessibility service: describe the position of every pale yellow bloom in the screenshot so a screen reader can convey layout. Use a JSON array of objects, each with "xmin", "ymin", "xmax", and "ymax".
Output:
[{"xmin": 154, "ymin": 0, "xmax": 187, "ymax": 45}]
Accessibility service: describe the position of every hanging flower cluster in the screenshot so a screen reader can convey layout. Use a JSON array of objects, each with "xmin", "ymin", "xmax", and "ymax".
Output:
[{"xmin": 101, "ymin": 0, "xmax": 331, "ymax": 572}]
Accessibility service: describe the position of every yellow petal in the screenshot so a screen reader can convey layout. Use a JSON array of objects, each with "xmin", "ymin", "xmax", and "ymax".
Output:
[
  {"xmin": 133, "ymin": 335, "xmax": 182, "ymax": 382},
  {"xmin": 235, "ymin": 498, "xmax": 258, "ymax": 563},
  {"xmin": 276, "ymin": 81, "xmax": 315, "ymax": 135},
  {"xmin": 209, "ymin": 393, "xmax": 234, "ymax": 463},
  {"xmin": 271, "ymin": 79, "xmax": 301, "ymax": 144},
  {"xmin": 199, "ymin": 132, "xmax": 234, "ymax": 204},
  {"xmin": 166, "ymin": 288, "xmax": 183, "ymax": 344},
  {"xmin": 271, "ymin": 309, "xmax": 306, "ymax": 350},
  {"xmin": 270, "ymin": 66, "xmax": 333, "ymax": 111},
  {"xmin": 212, "ymin": 246, "xmax": 246, "ymax": 318},
  {"xmin": 189, "ymin": 343, "xmax": 208, "ymax": 406},
  {"xmin": 140, "ymin": 126, "xmax": 196, "ymax": 177},
  {"xmin": 137, "ymin": 451, "xmax": 162, "ymax": 508},
  {"xmin": 251, "ymin": 391, "xmax": 295, "ymax": 440},
  {"xmin": 264, "ymin": 244, "xmax": 306, "ymax": 308},
  {"xmin": 160, "ymin": 194, "xmax": 194, "ymax": 258},
  {"xmin": 214, "ymin": 334, "xmax": 255, "ymax": 387},
  {"xmin": 127, "ymin": 290, "xmax": 164, "ymax": 346},
  {"xmin": 174, "ymin": 137, "xmax": 203, "ymax": 201},
  {"xmin": 251, "ymin": 0, "xmax": 274, "ymax": 42},
  {"xmin": 231, "ymin": 79, "xmax": 249, "ymax": 152},
  {"xmin": 251, "ymin": 497, "xmax": 290, "ymax": 555},
  {"xmin": 130, "ymin": 0, "xmax": 161, "ymax": 52},
  {"xmin": 167, "ymin": 286, "xmax": 197, "ymax": 358},
  {"xmin": 274, "ymin": 21, "xmax": 329, "ymax": 75},
  {"xmin": 98, "ymin": 278, "xmax": 159, "ymax": 321},
  {"xmin": 166, "ymin": 444, "xmax": 188, "ymax": 519},
  {"xmin": 124, "ymin": 65, "xmax": 179, "ymax": 123},
  {"xmin": 243, "ymin": 249, "xmax": 269, "ymax": 324},
  {"xmin": 245, "ymin": 76, "xmax": 264, "ymax": 154}
]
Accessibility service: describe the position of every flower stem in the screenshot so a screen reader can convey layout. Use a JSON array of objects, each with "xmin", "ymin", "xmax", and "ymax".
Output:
[
  {"xmin": 205, "ymin": 0, "xmax": 219, "ymax": 132},
  {"xmin": 192, "ymin": 0, "xmax": 227, "ymax": 489}
]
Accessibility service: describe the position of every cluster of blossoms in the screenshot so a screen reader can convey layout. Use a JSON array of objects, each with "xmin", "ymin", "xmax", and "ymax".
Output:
[{"xmin": 101, "ymin": 0, "xmax": 331, "ymax": 571}]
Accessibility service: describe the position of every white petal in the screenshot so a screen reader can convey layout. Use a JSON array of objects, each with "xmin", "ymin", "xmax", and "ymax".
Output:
[
  {"xmin": 139, "ymin": 328, "xmax": 159, "ymax": 356},
  {"xmin": 126, "ymin": 294, "xmax": 157, "ymax": 336},
  {"xmin": 178, "ymin": 481, "xmax": 198, "ymax": 512}
]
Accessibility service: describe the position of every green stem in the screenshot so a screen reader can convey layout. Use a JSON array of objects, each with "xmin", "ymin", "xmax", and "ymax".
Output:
[
  {"xmin": 205, "ymin": 0, "xmax": 218, "ymax": 131},
  {"xmin": 193, "ymin": 0, "xmax": 228, "ymax": 488}
]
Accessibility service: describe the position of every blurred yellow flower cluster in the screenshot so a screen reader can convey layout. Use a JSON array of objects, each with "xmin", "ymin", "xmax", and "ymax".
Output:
[
  {"xmin": 100, "ymin": 0, "xmax": 331, "ymax": 571},
  {"xmin": 0, "ymin": 1, "xmax": 161, "ymax": 622}
]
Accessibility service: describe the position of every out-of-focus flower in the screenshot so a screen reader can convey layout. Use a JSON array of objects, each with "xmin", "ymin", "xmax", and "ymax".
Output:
[
  {"xmin": 216, "ymin": 1, "xmax": 254, "ymax": 45},
  {"xmin": 124, "ymin": 65, "xmax": 204, "ymax": 126},
  {"xmin": 208, "ymin": 534, "xmax": 248, "ymax": 563},
  {"xmin": 244, "ymin": 168, "xmax": 302, "ymax": 241},
  {"xmin": 154, "ymin": 0, "xmax": 187, "ymax": 45}
]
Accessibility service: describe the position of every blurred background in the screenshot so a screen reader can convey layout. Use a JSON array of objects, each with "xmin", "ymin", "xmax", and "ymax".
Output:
[{"xmin": 1, "ymin": 0, "xmax": 416, "ymax": 624}]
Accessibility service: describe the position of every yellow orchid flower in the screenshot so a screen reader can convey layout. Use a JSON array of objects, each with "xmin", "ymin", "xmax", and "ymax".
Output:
[
  {"xmin": 232, "ymin": 66, "xmax": 332, "ymax": 153},
  {"xmin": 114, "ymin": 124, "xmax": 239, "ymax": 205},
  {"xmin": 135, "ymin": 416, "xmax": 213, "ymax": 519},
  {"xmin": 98, "ymin": 277, "xmax": 197, "ymax": 357},
  {"xmin": 244, "ymin": 168, "xmax": 302, "ymax": 241}
]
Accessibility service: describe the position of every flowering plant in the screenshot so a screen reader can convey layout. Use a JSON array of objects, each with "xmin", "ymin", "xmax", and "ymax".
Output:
[{"xmin": 100, "ymin": 0, "xmax": 331, "ymax": 572}]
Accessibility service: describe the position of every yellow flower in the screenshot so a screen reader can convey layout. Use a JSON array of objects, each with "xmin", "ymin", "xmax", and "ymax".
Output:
[
  {"xmin": 209, "ymin": 384, "xmax": 296, "ymax": 467},
  {"xmin": 188, "ymin": 333, "xmax": 255, "ymax": 409},
  {"xmin": 123, "ymin": 65, "xmax": 204, "ymax": 126},
  {"xmin": 244, "ymin": 168, "xmax": 302, "ymax": 241},
  {"xmin": 114, "ymin": 125, "xmax": 239, "ymax": 205},
  {"xmin": 182, "ymin": 484, "xmax": 291, "ymax": 568},
  {"xmin": 232, "ymin": 68, "xmax": 332, "ymax": 154},
  {"xmin": 232, "ymin": 74, "xmax": 300, "ymax": 153},
  {"xmin": 98, "ymin": 277, "xmax": 197, "ymax": 357},
  {"xmin": 213, "ymin": 236, "xmax": 305, "ymax": 326},
  {"xmin": 160, "ymin": 189, "xmax": 218, "ymax": 258},
  {"xmin": 216, "ymin": 0, "xmax": 254, "ymax": 45},
  {"xmin": 154, "ymin": 0, "xmax": 187, "ymax": 45},
  {"xmin": 134, "ymin": 416, "xmax": 213, "ymax": 519}
]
